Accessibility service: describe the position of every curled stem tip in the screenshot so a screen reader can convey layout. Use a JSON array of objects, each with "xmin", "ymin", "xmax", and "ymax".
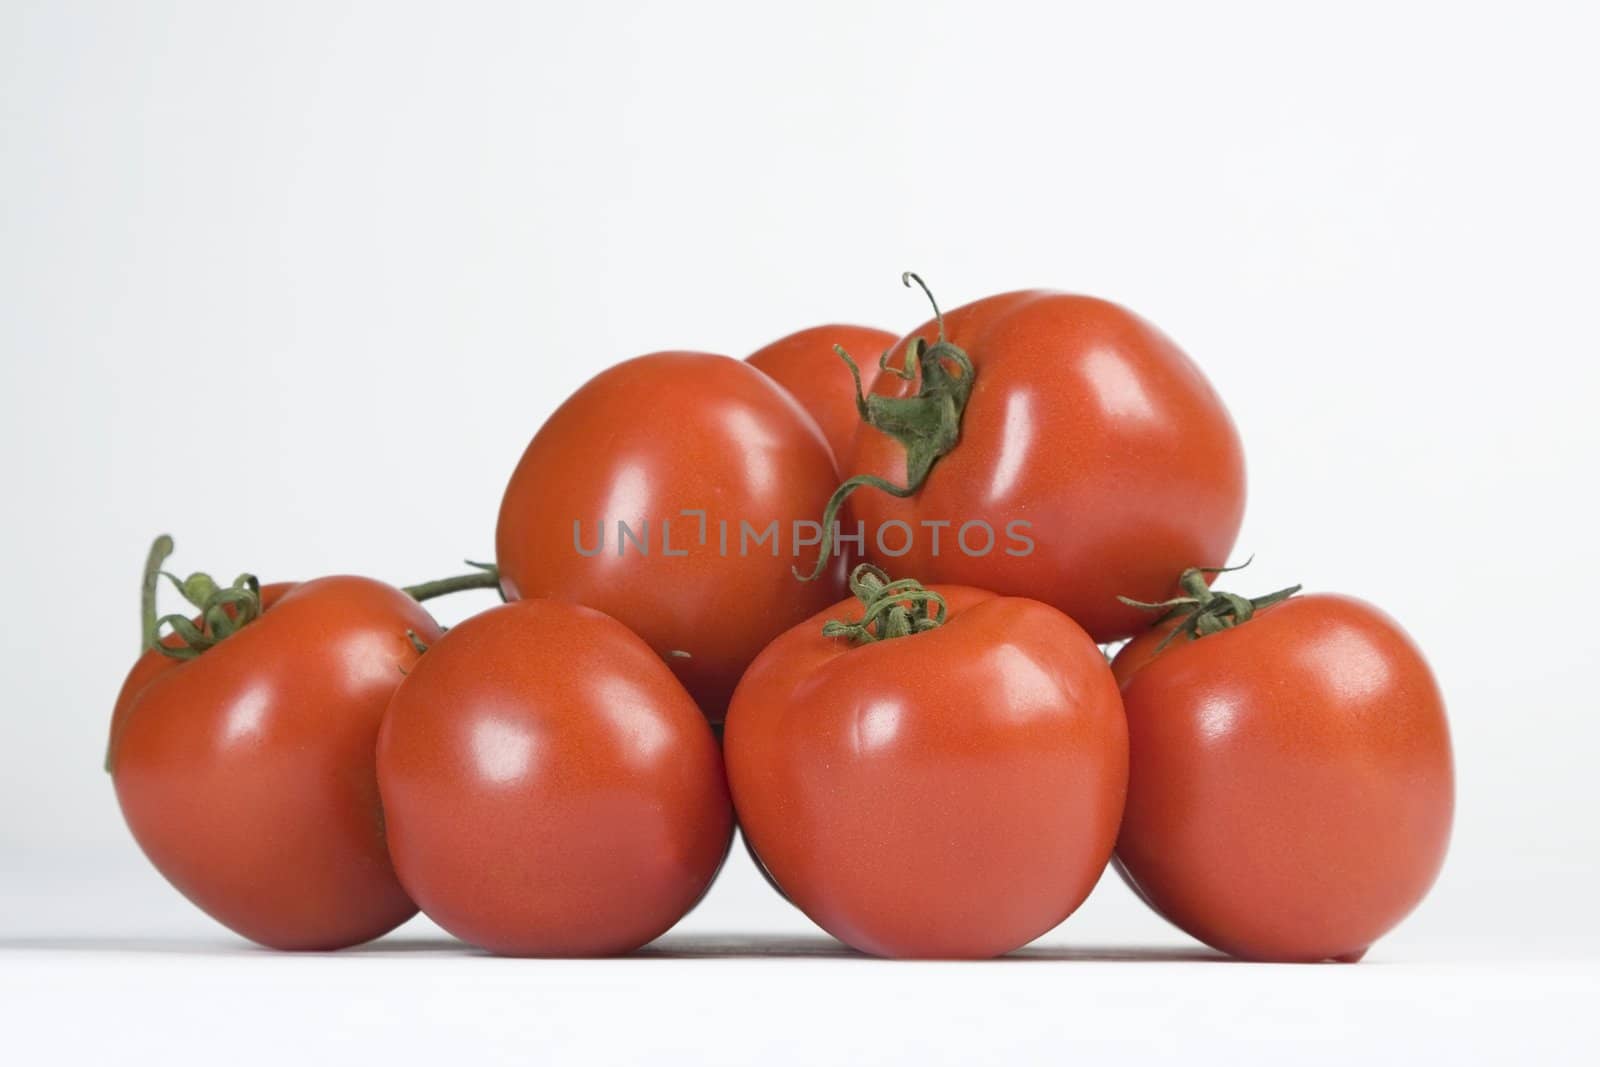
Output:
[
  {"xmin": 140, "ymin": 534, "xmax": 175, "ymax": 652},
  {"xmin": 1194, "ymin": 554, "xmax": 1255, "ymax": 577},
  {"xmin": 822, "ymin": 563, "xmax": 947, "ymax": 644},
  {"xmin": 900, "ymin": 272, "xmax": 945, "ymax": 340},
  {"xmin": 1119, "ymin": 557, "xmax": 1300, "ymax": 654},
  {"xmin": 799, "ymin": 273, "xmax": 975, "ymax": 581}
]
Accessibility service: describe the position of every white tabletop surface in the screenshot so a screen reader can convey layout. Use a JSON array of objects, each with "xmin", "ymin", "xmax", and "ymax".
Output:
[{"xmin": 5, "ymin": 855, "xmax": 1595, "ymax": 1066}]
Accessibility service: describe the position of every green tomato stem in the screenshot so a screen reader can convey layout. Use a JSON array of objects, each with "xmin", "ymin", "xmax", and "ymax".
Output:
[
  {"xmin": 1119, "ymin": 557, "xmax": 1301, "ymax": 653},
  {"xmin": 796, "ymin": 273, "xmax": 976, "ymax": 582},
  {"xmin": 822, "ymin": 563, "xmax": 947, "ymax": 644},
  {"xmin": 402, "ymin": 561, "xmax": 501, "ymax": 602}
]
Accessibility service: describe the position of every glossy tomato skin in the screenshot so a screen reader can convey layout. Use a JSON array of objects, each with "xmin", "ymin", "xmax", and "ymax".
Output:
[
  {"xmin": 110, "ymin": 577, "xmax": 437, "ymax": 951},
  {"xmin": 1112, "ymin": 594, "xmax": 1454, "ymax": 963},
  {"xmin": 725, "ymin": 586, "xmax": 1128, "ymax": 959},
  {"xmin": 1109, "ymin": 614, "xmax": 1184, "ymax": 689},
  {"xmin": 747, "ymin": 324, "xmax": 897, "ymax": 465},
  {"xmin": 377, "ymin": 598, "xmax": 734, "ymax": 957},
  {"xmin": 496, "ymin": 352, "xmax": 849, "ymax": 723},
  {"xmin": 846, "ymin": 292, "xmax": 1246, "ymax": 643}
]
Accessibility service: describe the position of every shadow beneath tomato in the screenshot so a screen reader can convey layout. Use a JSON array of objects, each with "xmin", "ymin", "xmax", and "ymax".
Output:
[
  {"xmin": 337, "ymin": 936, "xmax": 476, "ymax": 955},
  {"xmin": 1005, "ymin": 944, "xmax": 1237, "ymax": 963},
  {"xmin": 637, "ymin": 935, "xmax": 1238, "ymax": 963},
  {"xmin": 0, "ymin": 933, "xmax": 849, "ymax": 959},
  {"xmin": 0, "ymin": 935, "xmax": 276, "ymax": 956},
  {"xmin": 638, "ymin": 933, "xmax": 861, "ymax": 959},
  {"xmin": 0, "ymin": 934, "xmax": 476, "ymax": 957},
  {"xmin": 0, "ymin": 934, "xmax": 1237, "ymax": 963}
]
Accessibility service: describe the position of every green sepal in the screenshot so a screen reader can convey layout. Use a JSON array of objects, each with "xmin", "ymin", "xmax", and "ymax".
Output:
[
  {"xmin": 797, "ymin": 273, "xmax": 975, "ymax": 582},
  {"xmin": 822, "ymin": 563, "xmax": 948, "ymax": 644},
  {"xmin": 1118, "ymin": 560, "xmax": 1301, "ymax": 654}
]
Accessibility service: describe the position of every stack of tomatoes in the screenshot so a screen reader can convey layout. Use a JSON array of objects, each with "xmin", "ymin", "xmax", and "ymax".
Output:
[{"xmin": 108, "ymin": 275, "xmax": 1452, "ymax": 962}]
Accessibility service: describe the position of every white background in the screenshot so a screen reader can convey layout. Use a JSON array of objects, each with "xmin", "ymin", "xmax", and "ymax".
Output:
[{"xmin": 2, "ymin": 1, "xmax": 1597, "ymax": 1063}]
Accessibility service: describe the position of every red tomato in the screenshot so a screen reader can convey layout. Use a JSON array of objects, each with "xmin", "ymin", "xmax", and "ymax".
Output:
[
  {"xmin": 747, "ymin": 324, "xmax": 897, "ymax": 465},
  {"xmin": 496, "ymin": 351, "xmax": 849, "ymax": 722},
  {"xmin": 836, "ymin": 284, "xmax": 1246, "ymax": 643},
  {"xmin": 1113, "ymin": 593, "xmax": 1454, "ymax": 962},
  {"xmin": 110, "ymin": 575, "xmax": 438, "ymax": 951},
  {"xmin": 724, "ymin": 566, "xmax": 1128, "ymax": 959},
  {"xmin": 377, "ymin": 598, "xmax": 733, "ymax": 957}
]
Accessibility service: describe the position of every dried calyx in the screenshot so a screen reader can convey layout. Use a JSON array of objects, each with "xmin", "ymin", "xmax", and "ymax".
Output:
[
  {"xmin": 1118, "ymin": 559, "xmax": 1301, "ymax": 654},
  {"xmin": 822, "ymin": 563, "xmax": 947, "ymax": 644}
]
